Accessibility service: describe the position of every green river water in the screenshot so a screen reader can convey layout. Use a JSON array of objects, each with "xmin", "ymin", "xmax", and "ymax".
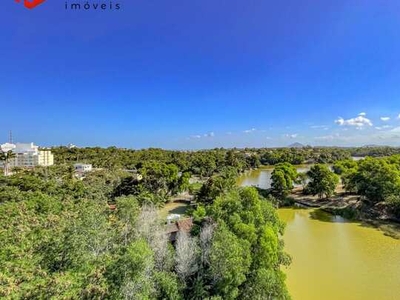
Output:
[{"xmin": 238, "ymin": 167, "xmax": 400, "ymax": 300}]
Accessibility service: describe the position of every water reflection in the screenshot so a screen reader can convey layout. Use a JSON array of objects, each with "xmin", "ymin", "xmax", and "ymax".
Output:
[{"xmin": 309, "ymin": 209, "xmax": 349, "ymax": 223}]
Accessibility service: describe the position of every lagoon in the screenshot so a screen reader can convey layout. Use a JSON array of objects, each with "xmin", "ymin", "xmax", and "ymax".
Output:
[{"xmin": 239, "ymin": 168, "xmax": 400, "ymax": 300}]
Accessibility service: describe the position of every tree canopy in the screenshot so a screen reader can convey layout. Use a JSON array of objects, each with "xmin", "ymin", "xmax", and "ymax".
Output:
[
  {"xmin": 271, "ymin": 163, "xmax": 298, "ymax": 199},
  {"xmin": 305, "ymin": 164, "xmax": 339, "ymax": 199}
]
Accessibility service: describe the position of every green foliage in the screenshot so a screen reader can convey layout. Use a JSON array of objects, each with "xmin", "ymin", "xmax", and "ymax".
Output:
[
  {"xmin": 0, "ymin": 168, "xmax": 164, "ymax": 299},
  {"xmin": 192, "ymin": 205, "xmax": 207, "ymax": 223},
  {"xmin": 208, "ymin": 187, "xmax": 290, "ymax": 299},
  {"xmin": 112, "ymin": 239, "xmax": 156, "ymax": 299},
  {"xmin": 350, "ymin": 147, "xmax": 400, "ymax": 157},
  {"xmin": 51, "ymin": 146, "xmax": 357, "ymax": 177},
  {"xmin": 188, "ymin": 182, "xmax": 202, "ymax": 195},
  {"xmin": 241, "ymin": 268, "xmax": 290, "ymax": 300},
  {"xmin": 296, "ymin": 172, "xmax": 308, "ymax": 189},
  {"xmin": 209, "ymin": 225, "xmax": 251, "ymax": 299},
  {"xmin": 349, "ymin": 157, "xmax": 400, "ymax": 202},
  {"xmin": 140, "ymin": 161, "xmax": 180, "ymax": 198},
  {"xmin": 387, "ymin": 194, "xmax": 400, "ymax": 217},
  {"xmin": 305, "ymin": 164, "xmax": 339, "ymax": 199},
  {"xmin": 260, "ymin": 147, "xmax": 351, "ymax": 165},
  {"xmin": 154, "ymin": 271, "xmax": 182, "ymax": 300},
  {"xmin": 177, "ymin": 172, "xmax": 191, "ymax": 193},
  {"xmin": 271, "ymin": 163, "xmax": 298, "ymax": 199},
  {"xmin": 112, "ymin": 162, "xmax": 191, "ymax": 205},
  {"xmin": 332, "ymin": 159, "xmax": 357, "ymax": 175},
  {"xmin": 0, "ymin": 150, "xmax": 293, "ymax": 299},
  {"xmin": 5, "ymin": 146, "xmax": 400, "ymax": 299},
  {"xmin": 196, "ymin": 168, "xmax": 237, "ymax": 205}
]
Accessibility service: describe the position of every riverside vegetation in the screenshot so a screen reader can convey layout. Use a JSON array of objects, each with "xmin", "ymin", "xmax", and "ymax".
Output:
[
  {"xmin": 1, "ymin": 146, "xmax": 400, "ymax": 299},
  {"xmin": 268, "ymin": 156, "xmax": 400, "ymax": 223}
]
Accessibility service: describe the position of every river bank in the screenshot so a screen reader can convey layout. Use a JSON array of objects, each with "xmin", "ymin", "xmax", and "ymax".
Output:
[
  {"xmin": 237, "ymin": 164, "xmax": 400, "ymax": 235},
  {"xmin": 287, "ymin": 186, "xmax": 400, "ymax": 239}
]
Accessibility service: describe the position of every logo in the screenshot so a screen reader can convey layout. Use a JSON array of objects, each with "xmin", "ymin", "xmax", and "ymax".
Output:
[{"xmin": 15, "ymin": 0, "xmax": 46, "ymax": 9}]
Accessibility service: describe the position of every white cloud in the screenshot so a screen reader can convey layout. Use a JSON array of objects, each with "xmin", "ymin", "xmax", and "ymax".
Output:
[
  {"xmin": 335, "ymin": 115, "xmax": 373, "ymax": 127},
  {"xmin": 189, "ymin": 132, "xmax": 214, "ymax": 139},
  {"xmin": 359, "ymin": 112, "xmax": 366, "ymax": 116},
  {"xmin": 380, "ymin": 117, "xmax": 390, "ymax": 122},
  {"xmin": 284, "ymin": 133, "xmax": 298, "ymax": 139},
  {"xmin": 243, "ymin": 128, "xmax": 256, "ymax": 133},
  {"xmin": 397, "ymin": 114, "xmax": 400, "ymax": 120}
]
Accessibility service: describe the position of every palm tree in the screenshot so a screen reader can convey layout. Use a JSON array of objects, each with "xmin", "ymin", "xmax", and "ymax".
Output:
[{"xmin": 0, "ymin": 150, "xmax": 16, "ymax": 176}]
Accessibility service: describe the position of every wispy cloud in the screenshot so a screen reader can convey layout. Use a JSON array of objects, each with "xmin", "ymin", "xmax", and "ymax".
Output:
[
  {"xmin": 243, "ymin": 128, "xmax": 256, "ymax": 133},
  {"xmin": 284, "ymin": 133, "xmax": 298, "ymax": 139},
  {"xmin": 375, "ymin": 125, "xmax": 392, "ymax": 130},
  {"xmin": 188, "ymin": 132, "xmax": 214, "ymax": 139},
  {"xmin": 359, "ymin": 112, "xmax": 366, "ymax": 116},
  {"xmin": 310, "ymin": 125, "xmax": 329, "ymax": 130},
  {"xmin": 380, "ymin": 117, "xmax": 390, "ymax": 122}
]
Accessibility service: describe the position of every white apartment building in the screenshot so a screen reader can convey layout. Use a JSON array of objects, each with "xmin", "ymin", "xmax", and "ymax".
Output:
[{"xmin": 0, "ymin": 142, "xmax": 54, "ymax": 168}]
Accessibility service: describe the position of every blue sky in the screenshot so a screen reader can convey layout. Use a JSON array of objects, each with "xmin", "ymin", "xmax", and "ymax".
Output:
[{"xmin": 1, "ymin": 0, "xmax": 400, "ymax": 149}]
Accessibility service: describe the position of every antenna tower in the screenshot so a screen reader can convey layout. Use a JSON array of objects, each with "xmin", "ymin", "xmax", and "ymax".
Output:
[{"xmin": 9, "ymin": 130, "xmax": 13, "ymax": 144}]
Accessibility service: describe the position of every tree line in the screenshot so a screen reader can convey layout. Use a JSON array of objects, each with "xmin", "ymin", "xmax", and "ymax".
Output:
[{"xmin": 51, "ymin": 146, "xmax": 364, "ymax": 173}]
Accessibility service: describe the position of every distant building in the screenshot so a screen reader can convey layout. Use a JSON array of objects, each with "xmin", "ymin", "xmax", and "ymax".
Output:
[
  {"xmin": 0, "ymin": 142, "xmax": 54, "ymax": 168},
  {"xmin": 67, "ymin": 143, "xmax": 77, "ymax": 149},
  {"xmin": 74, "ymin": 163, "xmax": 93, "ymax": 173}
]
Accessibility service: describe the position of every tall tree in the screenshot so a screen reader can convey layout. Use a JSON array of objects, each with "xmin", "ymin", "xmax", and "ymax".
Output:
[
  {"xmin": 305, "ymin": 164, "xmax": 339, "ymax": 199},
  {"xmin": 0, "ymin": 150, "xmax": 16, "ymax": 176},
  {"xmin": 271, "ymin": 163, "xmax": 298, "ymax": 199}
]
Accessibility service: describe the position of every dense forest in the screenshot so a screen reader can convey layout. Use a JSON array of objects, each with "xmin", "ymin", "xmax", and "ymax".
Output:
[
  {"xmin": 0, "ymin": 149, "xmax": 290, "ymax": 299},
  {"xmin": 51, "ymin": 145, "xmax": 400, "ymax": 171},
  {"xmin": 2, "ymin": 146, "xmax": 400, "ymax": 299},
  {"xmin": 51, "ymin": 146, "xmax": 359, "ymax": 171}
]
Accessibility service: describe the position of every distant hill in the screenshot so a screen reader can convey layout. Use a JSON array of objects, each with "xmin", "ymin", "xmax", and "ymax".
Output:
[{"xmin": 288, "ymin": 142, "xmax": 306, "ymax": 148}]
